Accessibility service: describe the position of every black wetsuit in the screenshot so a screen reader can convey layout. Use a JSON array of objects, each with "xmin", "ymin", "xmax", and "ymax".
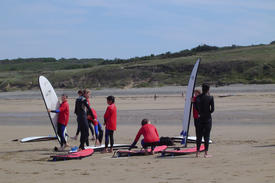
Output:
[
  {"xmin": 74, "ymin": 96, "xmax": 94, "ymax": 149},
  {"xmin": 195, "ymin": 93, "xmax": 214, "ymax": 152}
]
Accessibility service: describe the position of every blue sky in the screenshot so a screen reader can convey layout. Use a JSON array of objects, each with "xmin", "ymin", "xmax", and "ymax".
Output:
[{"xmin": 0, "ymin": 0, "xmax": 274, "ymax": 59}]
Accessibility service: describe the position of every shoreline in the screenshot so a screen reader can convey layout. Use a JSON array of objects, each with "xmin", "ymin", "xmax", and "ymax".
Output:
[{"xmin": 0, "ymin": 84, "xmax": 275, "ymax": 100}]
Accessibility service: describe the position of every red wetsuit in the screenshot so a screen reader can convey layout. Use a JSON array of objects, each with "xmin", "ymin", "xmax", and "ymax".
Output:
[
  {"xmin": 104, "ymin": 103, "xmax": 117, "ymax": 131},
  {"xmin": 58, "ymin": 101, "xmax": 69, "ymax": 126},
  {"xmin": 193, "ymin": 96, "xmax": 199, "ymax": 119},
  {"xmin": 89, "ymin": 108, "xmax": 98, "ymax": 125},
  {"xmin": 134, "ymin": 123, "xmax": 159, "ymax": 143},
  {"xmin": 86, "ymin": 98, "xmax": 97, "ymax": 124}
]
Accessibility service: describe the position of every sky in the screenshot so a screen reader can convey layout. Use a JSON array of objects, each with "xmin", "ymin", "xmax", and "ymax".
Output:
[{"xmin": 0, "ymin": 0, "xmax": 274, "ymax": 60}]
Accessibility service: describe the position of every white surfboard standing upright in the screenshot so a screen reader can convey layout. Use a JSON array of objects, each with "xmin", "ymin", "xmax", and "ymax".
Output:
[
  {"xmin": 181, "ymin": 58, "xmax": 200, "ymax": 147},
  {"xmin": 39, "ymin": 76, "xmax": 61, "ymax": 145}
]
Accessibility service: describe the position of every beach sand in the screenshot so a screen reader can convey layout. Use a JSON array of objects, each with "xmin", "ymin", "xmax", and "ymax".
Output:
[{"xmin": 0, "ymin": 85, "xmax": 275, "ymax": 183}]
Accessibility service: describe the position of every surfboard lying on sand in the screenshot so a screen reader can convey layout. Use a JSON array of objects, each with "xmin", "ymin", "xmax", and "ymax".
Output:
[
  {"xmin": 161, "ymin": 145, "xmax": 205, "ymax": 156},
  {"xmin": 51, "ymin": 149, "xmax": 94, "ymax": 161},
  {"xmin": 69, "ymin": 144, "xmax": 135, "ymax": 153},
  {"xmin": 172, "ymin": 136, "xmax": 213, "ymax": 144},
  {"xmin": 20, "ymin": 135, "xmax": 57, "ymax": 143},
  {"xmin": 115, "ymin": 145, "xmax": 167, "ymax": 157}
]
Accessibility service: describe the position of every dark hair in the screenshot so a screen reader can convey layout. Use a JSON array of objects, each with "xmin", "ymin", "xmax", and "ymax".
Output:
[
  {"xmin": 78, "ymin": 90, "xmax": 83, "ymax": 95},
  {"xmin": 141, "ymin": 119, "xmax": 149, "ymax": 126},
  {"xmin": 202, "ymin": 83, "xmax": 210, "ymax": 94},
  {"xmin": 62, "ymin": 94, "xmax": 68, "ymax": 99},
  {"xmin": 107, "ymin": 96, "xmax": 115, "ymax": 103}
]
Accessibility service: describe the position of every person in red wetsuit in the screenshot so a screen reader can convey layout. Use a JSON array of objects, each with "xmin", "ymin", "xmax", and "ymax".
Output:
[
  {"xmin": 103, "ymin": 96, "xmax": 117, "ymax": 153},
  {"xmin": 191, "ymin": 89, "xmax": 201, "ymax": 143},
  {"xmin": 89, "ymin": 107, "xmax": 103, "ymax": 146},
  {"xmin": 48, "ymin": 94, "xmax": 69, "ymax": 150},
  {"xmin": 84, "ymin": 90, "xmax": 96, "ymax": 140},
  {"xmin": 129, "ymin": 119, "xmax": 160, "ymax": 155}
]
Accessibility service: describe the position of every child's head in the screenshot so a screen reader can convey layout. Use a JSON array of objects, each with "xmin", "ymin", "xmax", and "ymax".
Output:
[
  {"xmin": 194, "ymin": 89, "xmax": 201, "ymax": 96},
  {"xmin": 78, "ymin": 90, "xmax": 83, "ymax": 96},
  {"xmin": 141, "ymin": 118, "xmax": 149, "ymax": 126},
  {"xmin": 61, "ymin": 94, "xmax": 68, "ymax": 102},
  {"xmin": 107, "ymin": 95, "xmax": 115, "ymax": 104},
  {"xmin": 83, "ymin": 89, "xmax": 91, "ymax": 98},
  {"xmin": 202, "ymin": 83, "xmax": 210, "ymax": 94}
]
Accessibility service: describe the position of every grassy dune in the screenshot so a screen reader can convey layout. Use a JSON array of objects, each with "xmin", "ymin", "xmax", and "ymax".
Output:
[{"xmin": 0, "ymin": 43, "xmax": 275, "ymax": 91}]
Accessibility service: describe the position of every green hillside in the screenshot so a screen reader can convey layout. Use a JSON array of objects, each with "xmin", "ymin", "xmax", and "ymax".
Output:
[{"xmin": 1, "ymin": 43, "xmax": 275, "ymax": 91}]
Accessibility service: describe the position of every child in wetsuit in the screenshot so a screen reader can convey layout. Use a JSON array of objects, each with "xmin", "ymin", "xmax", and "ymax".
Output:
[
  {"xmin": 129, "ymin": 119, "xmax": 160, "ymax": 155},
  {"xmin": 103, "ymin": 96, "xmax": 117, "ymax": 153},
  {"xmin": 195, "ymin": 83, "xmax": 214, "ymax": 158},
  {"xmin": 48, "ymin": 94, "xmax": 69, "ymax": 150},
  {"xmin": 90, "ymin": 108, "xmax": 103, "ymax": 146},
  {"xmin": 75, "ymin": 89, "xmax": 94, "ymax": 150},
  {"xmin": 191, "ymin": 89, "xmax": 201, "ymax": 145}
]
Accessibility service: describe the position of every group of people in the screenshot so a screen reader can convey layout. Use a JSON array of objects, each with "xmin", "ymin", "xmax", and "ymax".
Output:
[
  {"xmin": 48, "ymin": 83, "xmax": 214, "ymax": 157},
  {"xmin": 48, "ymin": 89, "xmax": 117, "ymax": 153}
]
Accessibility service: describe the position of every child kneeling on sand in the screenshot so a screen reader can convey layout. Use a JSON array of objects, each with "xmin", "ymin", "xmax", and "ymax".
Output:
[{"xmin": 129, "ymin": 119, "xmax": 160, "ymax": 155}]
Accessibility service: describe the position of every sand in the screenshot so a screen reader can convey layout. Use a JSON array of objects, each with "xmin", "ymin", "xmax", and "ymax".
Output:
[{"xmin": 0, "ymin": 84, "xmax": 275, "ymax": 183}]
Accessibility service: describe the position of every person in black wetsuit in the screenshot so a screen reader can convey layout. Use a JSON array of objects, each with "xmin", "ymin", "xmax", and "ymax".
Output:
[
  {"xmin": 195, "ymin": 83, "xmax": 214, "ymax": 158},
  {"xmin": 73, "ymin": 90, "xmax": 83, "ymax": 140},
  {"xmin": 74, "ymin": 89, "xmax": 94, "ymax": 150}
]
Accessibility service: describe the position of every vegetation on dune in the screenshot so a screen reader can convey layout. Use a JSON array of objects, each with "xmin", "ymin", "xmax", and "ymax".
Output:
[{"xmin": 0, "ymin": 42, "xmax": 275, "ymax": 91}]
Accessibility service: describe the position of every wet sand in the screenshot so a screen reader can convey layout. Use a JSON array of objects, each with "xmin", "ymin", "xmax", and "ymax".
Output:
[{"xmin": 0, "ymin": 85, "xmax": 275, "ymax": 183}]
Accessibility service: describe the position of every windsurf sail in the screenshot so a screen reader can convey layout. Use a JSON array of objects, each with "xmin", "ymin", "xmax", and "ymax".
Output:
[{"xmin": 181, "ymin": 58, "xmax": 200, "ymax": 147}]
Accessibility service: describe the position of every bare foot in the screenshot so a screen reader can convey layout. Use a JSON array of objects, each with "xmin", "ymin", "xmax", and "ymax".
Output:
[
  {"xmin": 109, "ymin": 148, "xmax": 113, "ymax": 153},
  {"xmin": 204, "ymin": 154, "xmax": 212, "ymax": 158},
  {"xmin": 101, "ymin": 148, "xmax": 108, "ymax": 153},
  {"xmin": 196, "ymin": 152, "xmax": 200, "ymax": 158},
  {"xmin": 144, "ymin": 150, "xmax": 149, "ymax": 155}
]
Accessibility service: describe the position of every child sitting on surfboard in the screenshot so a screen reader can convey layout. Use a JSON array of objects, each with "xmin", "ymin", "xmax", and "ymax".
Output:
[
  {"xmin": 48, "ymin": 94, "xmax": 70, "ymax": 151},
  {"xmin": 103, "ymin": 96, "xmax": 117, "ymax": 153},
  {"xmin": 129, "ymin": 119, "xmax": 160, "ymax": 155}
]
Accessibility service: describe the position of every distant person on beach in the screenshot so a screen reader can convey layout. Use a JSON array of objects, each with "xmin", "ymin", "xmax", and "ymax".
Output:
[
  {"xmin": 48, "ymin": 94, "xmax": 69, "ymax": 150},
  {"xmin": 103, "ymin": 96, "xmax": 117, "ymax": 153},
  {"xmin": 74, "ymin": 89, "xmax": 94, "ymax": 150},
  {"xmin": 195, "ymin": 83, "xmax": 214, "ymax": 158},
  {"xmin": 191, "ymin": 89, "xmax": 201, "ymax": 144},
  {"xmin": 129, "ymin": 118, "xmax": 160, "ymax": 155}
]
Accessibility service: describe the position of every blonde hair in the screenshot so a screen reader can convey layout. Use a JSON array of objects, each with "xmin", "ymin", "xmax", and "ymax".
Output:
[{"xmin": 194, "ymin": 89, "xmax": 201, "ymax": 94}]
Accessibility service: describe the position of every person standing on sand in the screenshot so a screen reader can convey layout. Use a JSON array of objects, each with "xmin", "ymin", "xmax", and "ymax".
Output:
[
  {"xmin": 48, "ymin": 94, "xmax": 69, "ymax": 150},
  {"xmin": 129, "ymin": 118, "xmax": 160, "ymax": 155},
  {"xmin": 73, "ymin": 90, "xmax": 83, "ymax": 140},
  {"xmin": 191, "ymin": 89, "xmax": 201, "ymax": 144},
  {"xmin": 90, "ymin": 107, "xmax": 104, "ymax": 146},
  {"xmin": 195, "ymin": 83, "xmax": 214, "ymax": 158},
  {"xmin": 74, "ymin": 89, "xmax": 94, "ymax": 150},
  {"xmin": 103, "ymin": 96, "xmax": 117, "ymax": 153},
  {"xmin": 83, "ymin": 90, "xmax": 96, "ymax": 140}
]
